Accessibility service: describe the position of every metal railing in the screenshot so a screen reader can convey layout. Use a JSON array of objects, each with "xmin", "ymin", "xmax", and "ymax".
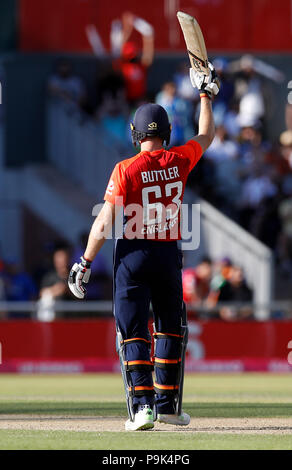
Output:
[
  {"xmin": 46, "ymin": 98, "xmax": 132, "ymax": 200},
  {"xmin": 197, "ymin": 198, "xmax": 274, "ymax": 320},
  {"xmin": 0, "ymin": 300, "xmax": 290, "ymax": 321}
]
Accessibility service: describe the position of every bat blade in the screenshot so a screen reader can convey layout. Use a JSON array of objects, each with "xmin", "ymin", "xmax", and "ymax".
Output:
[{"xmin": 177, "ymin": 11, "xmax": 209, "ymax": 75}]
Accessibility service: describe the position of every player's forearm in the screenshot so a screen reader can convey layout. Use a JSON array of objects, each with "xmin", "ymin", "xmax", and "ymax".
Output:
[
  {"xmin": 83, "ymin": 220, "xmax": 107, "ymax": 262},
  {"xmin": 83, "ymin": 202, "xmax": 116, "ymax": 261},
  {"xmin": 192, "ymin": 97, "xmax": 215, "ymax": 152},
  {"xmin": 198, "ymin": 97, "xmax": 215, "ymax": 145}
]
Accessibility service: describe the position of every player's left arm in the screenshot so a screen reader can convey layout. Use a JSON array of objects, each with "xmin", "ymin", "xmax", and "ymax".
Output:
[
  {"xmin": 84, "ymin": 201, "xmax": 117, "ymax": 261},
  {"xmin": 68, "ymin": 201, "xmax": 119, "ymax": 299}
]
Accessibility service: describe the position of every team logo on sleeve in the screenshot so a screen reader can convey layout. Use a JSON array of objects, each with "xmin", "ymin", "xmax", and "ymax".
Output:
[{"xmin": 106, "ymin": 180, "xmax": 115, "ymax": 195}]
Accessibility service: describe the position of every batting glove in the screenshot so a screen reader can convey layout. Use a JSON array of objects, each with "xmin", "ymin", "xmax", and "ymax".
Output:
[
  {"xmin": 68, "ymin": 256, "xmax": 92, "ymax": 299},
  {"xmin": 190, "ymin": 61, "xmax": 220, "ymax": 98}
]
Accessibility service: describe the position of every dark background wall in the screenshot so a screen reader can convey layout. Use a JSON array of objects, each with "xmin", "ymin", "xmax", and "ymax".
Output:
[
  {"xmin": 0, "ymin": 0, "xmax": 291, "ymax": 167},
  {"xmin": 0, "ymin": 0, "xmax": 17, "ymax": 52}
]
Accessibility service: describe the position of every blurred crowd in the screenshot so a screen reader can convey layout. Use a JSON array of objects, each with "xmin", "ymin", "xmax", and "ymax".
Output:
[
  {"xmin": 0, "ymin": 242, "xmax": 254, "ymax": 321},
  {"xmin": 0, "ymin": 235, "xmax": 111, "ymax": 320},
  {"xmin": 1, "ymin": 11, "xmax": 291, "ymax": 321},
  {"xmin": 182, "ymin": 257, "xmax": 253, "ymax": 321}
]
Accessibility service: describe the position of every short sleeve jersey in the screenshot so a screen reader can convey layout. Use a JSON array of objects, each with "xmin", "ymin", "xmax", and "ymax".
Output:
[{"xmin": 104, "ymin": 140, "xmax": 202, "ymax": 241}]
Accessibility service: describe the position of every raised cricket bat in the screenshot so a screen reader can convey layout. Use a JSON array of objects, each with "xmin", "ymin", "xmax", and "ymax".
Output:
[{"xmin": 177, "ymin": 11, "xmax": 209, "ymax": 75}]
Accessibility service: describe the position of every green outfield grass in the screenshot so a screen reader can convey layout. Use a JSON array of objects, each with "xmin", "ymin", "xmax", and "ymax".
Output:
[
  {"xmin": 1, "ymin": 429, "xmax": 292, "ymax": 450},
  {"xmin": 0, "ymin": 373, "xmax": 291, "ymax": 450}
]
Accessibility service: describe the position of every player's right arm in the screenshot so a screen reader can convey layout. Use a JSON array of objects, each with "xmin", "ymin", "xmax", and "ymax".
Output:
[
  {"xmin": 190, "ymin": 62, "xmax": 219, "ymax": 152},
  {"xmin": 192, "ymin": 95, "xmax": 215, "ymax": 153}
]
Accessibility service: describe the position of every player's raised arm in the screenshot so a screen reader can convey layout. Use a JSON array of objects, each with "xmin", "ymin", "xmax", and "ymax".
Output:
[{"xmin": 190, "ymin": 62, "xmax": 219, "ymax": 153}]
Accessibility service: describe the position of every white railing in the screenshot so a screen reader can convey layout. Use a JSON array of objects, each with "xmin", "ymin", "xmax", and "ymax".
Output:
[
  {"xmin": 198, "ymin": 198, "xmax": 273, "ymax": 319},
  {"xmin": 46, "ymin": 98, "xmax": 132, "ymax": 199},
  {"xmin": 0, "ymin": 300, "xmax": 289, "ymax": 321}
]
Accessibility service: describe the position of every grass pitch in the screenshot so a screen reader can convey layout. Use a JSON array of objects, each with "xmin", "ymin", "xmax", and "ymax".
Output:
[{"xmin": 0, "ymin": 373, "xmax": 291, "ymax": 449}]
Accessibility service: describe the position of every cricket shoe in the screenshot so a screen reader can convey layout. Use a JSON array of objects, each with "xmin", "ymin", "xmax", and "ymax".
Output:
[
  {"xmin": 125, "ymin": 405, "xmax": 154, "ymax": 431},
  {"xmin": 157, "ymin": 412, "xmax": 190, "ymax": 426}
]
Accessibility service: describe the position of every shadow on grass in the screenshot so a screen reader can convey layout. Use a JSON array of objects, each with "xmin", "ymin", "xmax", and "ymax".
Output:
[
  {"xmin": 0, "ymin": 402, "xmax": 127, "ymax": 416},
  {"xmin": 0, "ymin": 402, "xmax": 291, "ymax": 418},
  {"xmin": 184, "ymin": 403, "xmax": 292, "ymax": 418}
]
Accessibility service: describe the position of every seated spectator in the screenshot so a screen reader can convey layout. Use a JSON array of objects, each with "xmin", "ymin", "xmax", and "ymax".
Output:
[
  {"xmin": 210, "ymin": 257, "xmax": 233, "ymax": 292},
  {"xmin": 156, "ymin": 82, "xmax": 193, "ymax": 146},
  {"xmin": 204, "ymin": 126, "xmax": 241, "ymax": 209},
  {"xmin": 217, "ymin": 265, "xmax": 253, "ymax": 321},
  {"xmin": 238, "ymin": 164, "xmax": 278, "ymax": 231},
  {"xmin": 233, "ymin": 55, "xmax": 265, "ymax": 128},
  {"xmin": 182, "ymin": 257, "xmax": 218, "ymax": 310},
  {"xmin": 40, "ymin": 243, "xmax": 72, "ymax": 302},
  {"xmin": 238, "ymin": 123, "xmax": 270, "ymax": 173},
  {"xmin": 205, "ymin": 125, "xmax": 239, "ymax": 163},
  {"xmin": 48, "ymin": 59, "xmax": 87, "ymax": 107},
  {"xmin": 173, "ymin": 62, "xmax": 198, "ymax": 102}
]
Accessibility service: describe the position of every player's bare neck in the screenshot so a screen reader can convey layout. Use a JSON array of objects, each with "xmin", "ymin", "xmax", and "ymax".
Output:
[{"xmin": 140, "ymin": 138, "xmax": 164, "ymax": 153}]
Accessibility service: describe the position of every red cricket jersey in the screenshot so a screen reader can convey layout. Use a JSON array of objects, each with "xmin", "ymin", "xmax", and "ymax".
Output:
[{"xmin": 104, "ymin": 140, "xmax": 202, "ymax": 241}]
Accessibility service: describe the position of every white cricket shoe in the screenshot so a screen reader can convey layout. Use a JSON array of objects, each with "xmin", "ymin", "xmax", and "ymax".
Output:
[
  {"xmin": 125, "ymin": 405, "xmax": 154, "ymax": 431},
  {"xmin": 157, "ymin": 412, "xmax": 190, "ymax": 426}
]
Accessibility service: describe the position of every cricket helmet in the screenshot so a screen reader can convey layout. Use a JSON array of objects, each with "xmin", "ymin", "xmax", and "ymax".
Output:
[{"xmin": 130, "ymin": 103, "xmax": 171, "ymax": 147}]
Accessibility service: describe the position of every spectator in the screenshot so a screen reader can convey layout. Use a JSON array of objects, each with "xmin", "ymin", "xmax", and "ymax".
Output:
[
  {"xmin": 39, "ymin": 243, "xmax": 72, "ymax": 302},
  {"xmin": 210, "ymin": 257, "xmax": 233, "ymax": 292},
  {"xmin": 233, "ymin": 55, "xmax": 265, "ymax": 128},
  {"xmin": 113, "ymin": 12, "xmax": 154, "ymax": 106},
  {"xmin": 217, "ymin": 266, "xmax": 253, "ymax": 321},
  {"xmin": 48, "ymin": 59, "xmax": 87, "ymax": 107},
  {"xmin": 173, "ymin": 62, "xmax": 198, "ymax": 102},
  {"xmin": 156, "ymin": 82, "xmax": 193, "ymax": 145},
  {"xmin": 204, "ymin": 125, "xmax": 241, "ymax": 209},
  {"xmin": 211, "ymin": 57, "xmax": 234, "ymax": 127},
  {"xmin": 182, "ymin": 257, "xmax": 217, "ymax": 309},
  {"xmin": 238, "ymin": 123, "xmax": 270, "ymax": 172},
  {"xmin": 205, "ymin": 125, "xmax": 239, "ymax": 163},
  {"xmin": 238, "ymin": 164, "xmax": 277, "ymax": 231}
]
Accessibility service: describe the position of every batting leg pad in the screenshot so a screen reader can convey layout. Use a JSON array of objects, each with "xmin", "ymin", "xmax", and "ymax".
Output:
[
  {"xmin": 152, "ymin": 332, "xmax": 184, "ymax": 414},
  {"xmin": 117, "ymin": 333, "xmax": 155, "ymax": 421}
]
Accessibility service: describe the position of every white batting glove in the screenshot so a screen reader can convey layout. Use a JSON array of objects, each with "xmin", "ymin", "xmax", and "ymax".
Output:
[
  {"xmin": 190, "ymin": 61, "xmax": 220, "ymax": 98},
  {"xmin": 68, "ymin": 256, "xmax": 91, "ymax": 299}
]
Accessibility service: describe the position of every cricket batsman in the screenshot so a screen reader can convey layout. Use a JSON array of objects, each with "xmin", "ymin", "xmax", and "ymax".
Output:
[{"xmin": 68, "ymin": 63, "xmax": 219, "ymax": 430}]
